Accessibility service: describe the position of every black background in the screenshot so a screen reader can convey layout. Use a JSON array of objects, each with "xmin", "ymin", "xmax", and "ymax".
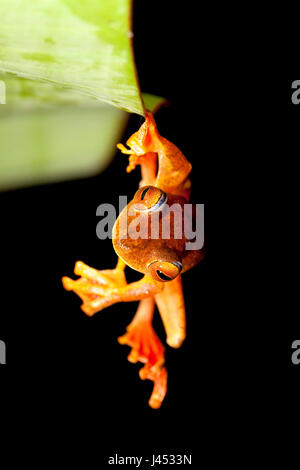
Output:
[{"xmin": 0, "ymin": 0, "xmax": 298, "ymax": 465}]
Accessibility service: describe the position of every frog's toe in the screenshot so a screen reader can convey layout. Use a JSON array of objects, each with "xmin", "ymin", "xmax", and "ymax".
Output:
[
  {"xmin": 139, "ymin": 363, "xmax": 168, "ymax": 409},
  {"xmin": 166, "ymin": 333, "xmax": 185, "ymax": 349},
  {"xmin": 62, "ymin": 276, "xmax": 73, "ymax": 291}
]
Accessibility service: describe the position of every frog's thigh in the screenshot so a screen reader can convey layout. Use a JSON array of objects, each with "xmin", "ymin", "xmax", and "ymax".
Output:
[
  {"xmin": 155, "ymin": 138, "xmax": 192, "ymax": 193},
  {"xmin": 155, "ymin": 276, "xmax": 186, "ymax": 348}
]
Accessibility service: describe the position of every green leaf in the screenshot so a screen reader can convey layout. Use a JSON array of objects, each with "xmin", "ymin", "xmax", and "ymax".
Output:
[
  {"xmin": 0, "ymin": 108, "xmax": 128, "ymax": 191},
  {"xmin": 0, "ymin": 0, "xmax": 145, "ymax": 114},
  {"xmin": 142, "ymin": 93, "xmax": 168, "ymax": 114},
  {"xmin": 0, "ymin": 1, "xmax": 166, "ymax": 190}
]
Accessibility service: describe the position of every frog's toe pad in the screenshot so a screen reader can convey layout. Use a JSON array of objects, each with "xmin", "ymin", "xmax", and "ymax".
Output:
[{"xmin": 139, "ymin": 363, "xmax": 168, "ymax": 409}]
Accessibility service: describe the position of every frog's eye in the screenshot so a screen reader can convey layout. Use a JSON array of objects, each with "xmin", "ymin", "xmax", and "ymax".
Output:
[
  {"xmin": 134, "ymin": 186, "xmax": 167, "ymax": 212},
  {"xmin": 147, "ymin": 260, "xmax": 182, "ymax": 282}
]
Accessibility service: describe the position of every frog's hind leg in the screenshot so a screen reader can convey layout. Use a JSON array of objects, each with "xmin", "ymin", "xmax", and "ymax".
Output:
[
  {"xmin": 117, "ymin": 113, "xmax": 192, "ymax": 198},
  {"xmin": 155, "ymin": 276, "xmax": 186, "ymax": 349},
  {"xmin": 118, "ymin": 297, "xmax": 167, "ymax": 409}
]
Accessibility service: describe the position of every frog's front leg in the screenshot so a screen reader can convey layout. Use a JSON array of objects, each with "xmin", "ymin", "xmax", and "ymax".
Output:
[
  {"xmin": 63, "ymin": 261, "xmax": 167, "ymax": 408},
  {"xmin": 62, "ymin": 260, "xmax": 163, "ymax": 316}
]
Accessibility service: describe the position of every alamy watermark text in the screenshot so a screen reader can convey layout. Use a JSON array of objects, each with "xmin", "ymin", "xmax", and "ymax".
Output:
[{"xmin": 0, "ymin": 340, "xmax": 6, "ymax": 364}]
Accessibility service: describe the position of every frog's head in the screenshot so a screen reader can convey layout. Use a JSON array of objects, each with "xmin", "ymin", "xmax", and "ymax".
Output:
[{"xmin": 112, "ymin": 186, "xmax": 184, "ymax": 282}]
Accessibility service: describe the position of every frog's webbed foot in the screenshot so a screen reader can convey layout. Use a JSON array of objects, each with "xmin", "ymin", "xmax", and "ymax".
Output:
[
  {"xmin": 62, "ymin": 259, "xmax": 127, "ymax": 316},
  {"xmin": 63, "ymin": 260, "xmax": 162, "ymax": 316},
  {"xmin": 118, "ymin": 297, "xmax": 168, "ymax": 409}
]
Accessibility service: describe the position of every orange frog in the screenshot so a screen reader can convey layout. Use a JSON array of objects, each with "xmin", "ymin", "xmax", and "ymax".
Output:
[{"xmin": 62, "ymin": 113, "xmax": 203, "ymax": 409}]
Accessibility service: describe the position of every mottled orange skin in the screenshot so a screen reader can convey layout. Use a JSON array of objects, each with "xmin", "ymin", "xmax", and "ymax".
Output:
[
  {"xmin": 113, "ymin": 189, "xmax": 202, "ymax": 278},
  {"xmin": 62, "ymin": 113, "xmax": 203, "ymax": 409}
]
